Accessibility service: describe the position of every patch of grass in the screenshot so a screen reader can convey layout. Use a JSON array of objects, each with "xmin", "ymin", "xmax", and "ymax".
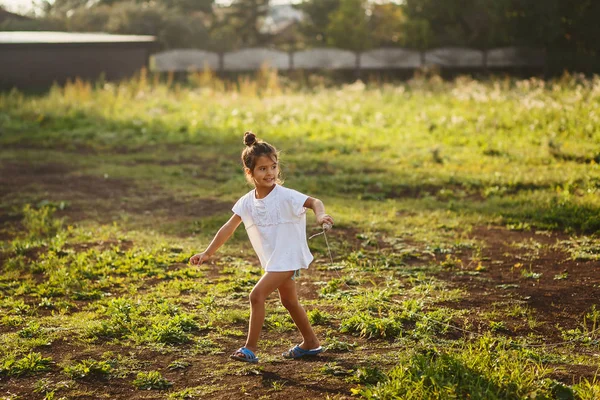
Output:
[
  {"xmin": 350, "ymin": 366, "xmax": 388, "ymax": 385},
  {"xmin": 355, "ymin": 335, "xmax": 554, "ymax": 399},
  {"xmin": 414, "ymin": 309, "xmax": 453, "ymax": 336},
  {"xmin": 264, "ymin": 313, "xmax": 295, "ymax": 333},
  {"xmin": 168, "ymin": 384, "xmax": 225, "ymax": 399},
  {"xmin": 0, "ymin": 352, "xmax": 53, "ymax": 377},
  {"xmin": 324, "ymin": 337, "xmax": 357, "ymax": 352},
  {"xmin": 320, "ymin": 362, "xmax": 354, "ymax": 377},
  {"xmin": 167, "ymin": 360, "xmax": 191, "ymax": 370},
  {"xmin": 63, "ymin": 359, "xmax": 114, "ymax": 379},
  {"xmin": 340, "ymin": 312, "xmax": 403, "ymax": 339},
  {"xmin": 18, "ymin": 322, "xmax": 42, "ymax": 338},
  {"xmin": 307, "ymin": 308, "xmax": 332, "ymax": 325},
  {"xmin": 133, "ymin": 370, "xmax": 172, "ymax": 390}
]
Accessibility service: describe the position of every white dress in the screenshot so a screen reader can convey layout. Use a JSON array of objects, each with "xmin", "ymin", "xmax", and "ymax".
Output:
[{"xmin": 232, "ymin": 184, "xmax": 314, "ymax": 272}]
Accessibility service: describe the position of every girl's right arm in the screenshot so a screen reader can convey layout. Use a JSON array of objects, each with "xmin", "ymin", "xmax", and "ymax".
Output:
[{"xmin": 189, "ymin": 214, "xmax": 242, "ymax": 266}]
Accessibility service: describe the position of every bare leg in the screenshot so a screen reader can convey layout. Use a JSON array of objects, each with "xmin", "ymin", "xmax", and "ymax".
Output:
[
  {"xmin": 233, "ymin": 271, "xmax": 294, "ymax": 357},
  {"xmin": 278, "ymin": 276, "xmax": 320, "ymax": 350}
]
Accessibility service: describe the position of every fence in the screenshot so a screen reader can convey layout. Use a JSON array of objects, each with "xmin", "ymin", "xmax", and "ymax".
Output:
[{"xmin": 152, "ymin": 47, "xmax": 545, "ymax": 72}]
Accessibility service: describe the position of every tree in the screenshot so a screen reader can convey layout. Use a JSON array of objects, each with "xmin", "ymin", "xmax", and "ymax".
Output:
[
  {"xmin": 326, "ymin": 0, "xmax": 371, "ymax": 52},
  {"xmin": 402, "ymin": 0, "xmax": 514, "ymax": 49},
  {"xmin": 225, "ymin": 0, "xmax": 270, "ymax": 47},
  {"xmin": 368, "ymin": 1, "xmax": 406, "ymax": 47},
  {"xmin": 293, "ymin": 0, "xmax": 340, "ymax": 46}
]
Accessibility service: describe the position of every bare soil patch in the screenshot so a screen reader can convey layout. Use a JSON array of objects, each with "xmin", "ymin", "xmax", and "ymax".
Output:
[
  {"xmin": 0, "ymin": 161, "xmax": 231, "ymax": 228},
  {"xmin": 439, "ymin": 226, "xmax": 600, "ymax": 354}
]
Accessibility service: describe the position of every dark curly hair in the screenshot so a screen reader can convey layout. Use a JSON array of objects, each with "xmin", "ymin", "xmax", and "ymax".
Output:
[{"xmin": 241, "ymin": 131, "xmax": 282, "ymax": 185}]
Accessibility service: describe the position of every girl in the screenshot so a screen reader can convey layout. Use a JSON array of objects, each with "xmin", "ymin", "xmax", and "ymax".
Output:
[{"xmin": 189, "ymin": 131, "xmax": 334, "ymax": 363}]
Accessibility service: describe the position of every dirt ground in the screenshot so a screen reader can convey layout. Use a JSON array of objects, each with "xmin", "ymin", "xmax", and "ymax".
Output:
[{"xmin": 1, "ymin": 160, "xmax": 599, "ymax": 399}]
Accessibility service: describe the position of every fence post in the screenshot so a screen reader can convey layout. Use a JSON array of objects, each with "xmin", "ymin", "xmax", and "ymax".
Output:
[
  {"xmin": 218, "ymin": 52, "xmax": 224, "ymax": 74},
  {"xmin": 483, "ymin": 49, "xmax": 488, "ymax": 74}
]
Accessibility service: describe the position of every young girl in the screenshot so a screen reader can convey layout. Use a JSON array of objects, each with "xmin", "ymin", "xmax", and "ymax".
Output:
[{"xmin": 189, "ymin": 131, "xmax": 334, "ymax": 363}]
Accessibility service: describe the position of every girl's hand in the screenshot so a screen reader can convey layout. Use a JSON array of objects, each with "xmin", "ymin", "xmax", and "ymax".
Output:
[
  {"xmin": 317, "ymin": 214, "xmax": 334, "ymax": 231},
  {"xmin": 189, "ymin": 252, "xmax": 210, "ymax": 266}
]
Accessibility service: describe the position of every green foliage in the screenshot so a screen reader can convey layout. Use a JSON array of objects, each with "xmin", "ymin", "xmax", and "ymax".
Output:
[
  {"xmin": 356, "ymin": 335, "xmax": 554, "ymax": 399},
  {"xmin": 414, "ymin": 309, "xmax": 452, "ymax": 336},
  {"xmin": 324, "ymin": 337, "xmax": 356, "ymax": 353},
  {"xmin": 18, "ymin": 322, "xmax": 42, "ymax": 339},
  {"xmin": 167, "ymin": 360, "xmax": 191, "ymax": 370},
  {"xmin": 294, "ymin": 0, "xmax": 340, "ymax": 46},
  {"xmin": 22, "ymin": 204, "xmax": 63, "ymax": 240},
  {"xmin": 326, "ymin": 0, "xmax": 371, "ymax": 52},
  {"xmin": 320, "ymin": 279, "xmax": 342, "ymax": 296},
  {"xmin": 63, "ymin": 359, "xmax": 114, "ymax": 379},
  {"xmin": 307, "ymin": 308, "xmax": 332, "ymax": 325},
  {"xmin": 0, "ymin": 352, "xmax": 53, "ymax": 377},
  {"xmin": 352, "ymin": 366, "xmax": 387, "ymax": 385},
  {"xmin": 340, "ymin": 312, "xmax": 403, "ymax": 339},
  {"xmin": 133, "ymin": 370, "xmax": 173, "ymax": 390},
  {"xmin": 225, "ymin": 0, "xmax": 269, "ymax": 47},
  {"xmin": 264, "ymin": 313, "xmax": 295, "ymax": 333}
]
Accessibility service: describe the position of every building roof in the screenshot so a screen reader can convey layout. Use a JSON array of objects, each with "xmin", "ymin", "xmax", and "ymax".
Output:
[{"xmin": 0, "ymin": 31, "xmax": 156, "ymax": 44}]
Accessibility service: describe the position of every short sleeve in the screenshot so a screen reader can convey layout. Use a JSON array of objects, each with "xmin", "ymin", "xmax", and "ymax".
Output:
[
  {"xmin": 287, "ymin": 188, "xmax": 309, "ymax": 217},
  {"xmin": 232, "ymin": 196, "xmax": 245, "ymax": 218}
]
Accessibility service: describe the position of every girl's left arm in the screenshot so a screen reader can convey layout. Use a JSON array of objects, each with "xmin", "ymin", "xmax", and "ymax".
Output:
[{"xmin": 304, "ymin": 197, "xmax": 334, "ymax": 227}]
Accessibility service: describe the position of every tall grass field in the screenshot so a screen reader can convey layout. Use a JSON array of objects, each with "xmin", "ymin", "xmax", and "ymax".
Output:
[{"xmin": 0, "ymin": 70, "xmax": 599, "ymax": 399}]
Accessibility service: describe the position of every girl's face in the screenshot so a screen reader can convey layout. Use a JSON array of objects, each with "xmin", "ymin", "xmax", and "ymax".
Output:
[{"xmin": 247, "ymin": 155, "xmax": 278, "ymax": 189}]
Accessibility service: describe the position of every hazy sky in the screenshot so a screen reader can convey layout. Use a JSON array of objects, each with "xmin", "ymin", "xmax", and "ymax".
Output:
[{"xmin": 0, "ymin": 0, "xmax": 301, "ymax": 14}]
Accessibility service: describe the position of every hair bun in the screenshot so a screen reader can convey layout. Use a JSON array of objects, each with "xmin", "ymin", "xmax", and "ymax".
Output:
[{"xmin": 244, "ymin": 131, "xmax": 257, "ymax": 146}]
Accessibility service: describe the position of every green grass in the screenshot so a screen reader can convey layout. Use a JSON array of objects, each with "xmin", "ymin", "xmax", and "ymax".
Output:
[{"xmin": 1, "ymin": 72, "xmax": 600, "ymax": 398}]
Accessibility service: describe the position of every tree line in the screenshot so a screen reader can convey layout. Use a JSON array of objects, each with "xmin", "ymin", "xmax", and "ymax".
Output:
[{"xmin": 2, "ymin": 0, "xmax": 598, "ymax": 74}]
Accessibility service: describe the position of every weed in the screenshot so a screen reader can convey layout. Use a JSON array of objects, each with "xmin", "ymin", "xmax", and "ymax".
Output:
[
  {"xmin": 321, "ymin": 362, "xmax": 354, "ymax": 377},
  {"xmin": 521, "ymin": 268, "xmax": 542, "ymax": 279},
  {"xmin": 324, "ymin": 337, "xmax": 357, "ymax": 353},
  {"xmin": 560, "ymin": 236, "xmax": 600, "ymax": 261},
  {"xmin": 264, "ymin": 313, "xmax": 295, "ymax": 333},
  {"xmin": 0, "ymin": 352, "xmax": 53, "ymax": 377},
  {"xmin": 168, "ymin": 360, "xmax": 191, "ymax": 370},
  {"xmin": 21, "ymin": 204, "xmax": 63, "ymax": 239},
  {"xmin": 414, "ymin": 309, "xmax": 452, "ymax": 336},
  {"xmin": 489, "ymin": 321, "xmax": 508, "ymax": 333},
  {"xmin": 572, "ymin": 377, "xmax": 600, "ymax": 399},
  {"xmin": 355, "ymin": 335, "xmax": 553, "ymax": 399},
  {"xmin": 320, "ymin": 279, "xmax": 342, "ymax": 295},
  {"xmin": 340, "ymin": 312, "xmax": 403, "ymax": 339},
  {"xmin": 307, "ymin": 308, "xmax": 332, "ymax": 325},
  {"xmin": 133, "ymin": 371, "xmax": 172, "ymax": 390},
  {"xmin": 441, "ymin": 254, "xmax": 463, "ymax": 269},
  {"xmin": 193, "ymin": 338, "xmax": 223, "ymax": 355},
  {"xmin": 147, "ymin": 321, "xmax": 191, "ymax": 344},
  {"xmin": 18, "ymin": 322, "xmax": 42, "ymax": 338},
  {"xmin": 351, "ymin": 289, "xmax": 393, "ymax": 313},
  {"xmin": 168, "ymin": 387, "xmax": 198, "ymax": 399},
  {"xmin": 63, "ymin": 359, "xmax": 113, "ymax": 379},
  {"xmin": 270, "ymin": 380, "xmax": 286, "ymax": 391},
  {"xmin": 351, "ymin": 366, "xmax": 387, "ymax": 385},
  {"xmin": 553, "ymin": 271, "xmax": 569, "ymax": 280}
]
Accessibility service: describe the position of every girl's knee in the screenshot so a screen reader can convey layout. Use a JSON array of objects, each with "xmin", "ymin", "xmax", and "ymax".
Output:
[
  {"xmin": 249, "ymin": 290, "xmax": 266, "ymax": 305},
  {"xmin": 280, "ymin": 296, "xmax": 299, "ymax": 310}
]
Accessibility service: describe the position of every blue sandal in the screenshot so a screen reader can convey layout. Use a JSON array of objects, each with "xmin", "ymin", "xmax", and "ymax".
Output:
[
  {"xmin": 282, "ymin": 345, "xmax": 323, "ymax": 359},
  {"xmin": 230, "ymin": 347, "xmax": 259, "ymax": 363}
]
